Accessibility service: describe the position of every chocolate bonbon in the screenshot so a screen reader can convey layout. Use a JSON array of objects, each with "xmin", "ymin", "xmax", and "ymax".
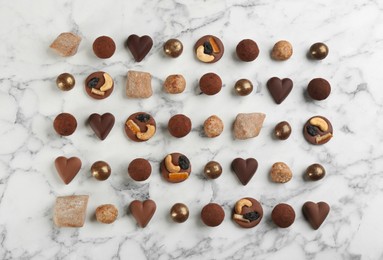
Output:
[
  {"xmin": 199, "ymin": 73, "xmax": 222, "ymax": 95},
  {"xmin": 234, "ymin": 79, "xmax": 253, "ymax": 96},
  {"xmin": 194, "ymin": 35, "xmax": 224, "ymax": 63},
  {"xmin": 91, "ymin": 161, "xmax": 111, "ymax": 181},
  {"xmin": 95, "ymin": 204, "xmax": 118, "ymax": 224},
  {"xmin": 56, "ymin": 73, "xmax": 75, "ymax": 91},
  {"xmin": 303, "ymin": 116, "xmax": 333, "ymax": 145},
  {"xmin": 88, "ymin": 113, "xmax": 115, "ymax": 140},
  {"xmin": 271, "ymin": 203, "xmax": 295, "ymax": 228},
  {"xmin": 163, "ymin": 39, "xmax": 183, "ymax": 58},
  {"xmin": 231, "ymin": 158, "xmax": 258, "ymax": 186},
  {"xmin": 93, "ymin": 36, "xmax": 116, "ymax": 59},
  {"xmin": 160, "ymin": 153, "xmax": 191, "ymax": 183},
  {"xmin": 126, "ymin": 34, "xmax": 153, "ymax": 62},
  {"xmin": 236, "ymin": 39, "xmax": 259, "ymax": 62},
  {"xmin": 54, "ymin": 195, "xmax": 89, "ymax": 227},
  {"xmin": 267, "ymin": 77, "xmax": 293, "ymax": 104},
  {"xmin": 125, "ymin": 112, "xmax": 156, "ymax": 142},
  {"xmin": 168, "ymin": 114, "xmax": 192, "ymax": 138},
  {"xmin": 53, "ymin": 113, "xmax": 77, "ymax": 136},
  {"xmin": 170, "ymin": 203, "xmax": 189, "ymax": 223},
  {"xmin": 270, "ymin": 162, "xmax": 292, "ymax": 183},
  {"xmin": 302, "ymin": 201, "xmax": 330, "ymax": 230},
  {"xmin": 54, "ymin": 156, "xmax": 82, "ymax": 184},
  {"xmin": 85, "ymin": 71, "xmax": 114, "ymax": 99},
  {"xmin": 204, "ymin": 161, "xmax": 222, "ymax": 179},
  {"xmin": 305, "ymin": 163, "xmax": 326, "ymax": 181},
  {"xmin": 129, "ymin": 199, "xmax": 156, "ymax": 228},
  {"xmin": 204, "ymin": 115, "xmax": 224, "ymax": 138},
  {"xmin": 233, "ymin": 197, "xmax": 263, "ymax": 228},
  {"xmin": 274, "ymin": 121, "xmax": 292, "ymax": 140},
  {"xmin": 201, "ymin": 203, "xmax": 225, "ymax": 227},
  {"xmin": 307, "ymin": 78, "xmax": 331, "ymax": 100},
  {"xmin": 164, "ymin": 74, "xmax": 186, "ymax": 94},
  {"xmin": 128, "ymin": 158, "xmax": 152, "ymax": 181},
  {"xmin": 271, "ymin": 40, "xmax": 293, "ymax": 60},
  {"xmin": 309, "ymin": 42, "xmax": 329, "ymax": 60}
]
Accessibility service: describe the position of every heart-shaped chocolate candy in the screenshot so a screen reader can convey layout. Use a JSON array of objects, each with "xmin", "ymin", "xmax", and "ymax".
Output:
[
  {"xmin": 88, "ymin": 113, "xmax": 115, "ymax": 140},
  {"xmin": 54, "ymin": 156, "xmax": 82, "ymax": 184},
  {"xmin": 126, "ymin": 34, "xmax": 153, "ymax": 62},
  {"xmin": 302, "ymin": 201, "xmax": 330, "ymax": 230},
  {"xmin": 231, "ymin": 158, "xmax": 258, "ymax": 185},
  {"xmin": 129, "ymin": 199, "xmax": 156, "ymax": 228},
  {"xmin": 267, "ymin": 77, "xmax": 293, "ymax": 104}
]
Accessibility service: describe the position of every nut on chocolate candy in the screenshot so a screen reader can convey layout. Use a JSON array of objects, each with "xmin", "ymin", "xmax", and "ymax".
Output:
[
  {"xmin": 161, "ymin": 153, "xmax": 191, "ymax": 183},
  {"xmin": 234, "ymin": 79, "xmax": 253, "ymax": 96},
  {"xmin": 309, "ymin": 42, "xmax": 329, "ymax": 60},
  {"xmin": 170, "ymin": 203, "xmax": 189, "ymax": 223},
  {"xmin": 271, "ymin": 203, "xmax": 295, "ymax": 228},
  {"xmin": 236, "ymin": 39, "xmax": 259, "ymax": 62},
  {"xmin": 307, "ymin": 78, "xmax": 331, "ymax": 100},
  {"xmin": 271, "ymin": 40, "xmax": 293, "ymax": 61},
  {"xmin": 270, "ymin": 162, "xmax": 292, "ymax": 183},
  {"xmin": 95, "ymin": 204, "xmax": 118, "ymax": 224},
  {"xmin": 303, "ymin": 116, "xmax": 333, "ymax": 145},
  {"xmin": 56, "ymin": 73, "xmax": 75, "ymax": 91},
  {"xmin": 85, "ymin": 71, "xmax": 114, "ymax": 99},
  {"xmin": 163, "ymin": 39, "xmax": 183, "ymax": 58},
  {"xmin": 125, "ymin": 112, "xmax": 156, "ymax": 142},
  {"xmin": 204, "ymin": 161, "xmax": 222, "ymax": 179},
  {"xmin": 305, "ymin": 163, "xmax": 326, "ymax": 181},
  {"xmin": 233, "ymin": 197, "xmax": 263, "ymax": 228},
  {"xmin": 274, "ymin": 121, "xmax": 292, "ymax": 140},
  {"xmin": 93, "ymin": 36, "xmax": 116, "ymax": 59},
  {"xmin": 199, "ymin": 72, "xmax": 222, "ymax": 95},
  {"xmin": 201, "ymin": 203, "xmax": 225, "ymax": 227},
  {"xmin": 53, "ymin": 113, "xmax": 77, "ymax": 136},
  {"xmin": 91, "ymin": 161, "xmax": 111, "ymax": 181},
  {"xmin": 195, "ymin": 35, "xmax": 224, "ymax": 63}
]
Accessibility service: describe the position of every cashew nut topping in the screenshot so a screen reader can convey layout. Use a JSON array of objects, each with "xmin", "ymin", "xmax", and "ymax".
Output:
[
  {"xmin": 233, "ymin": 213, "xmax": 250, "ymax": 223},
  {"xmin": 136, "ymin": 124, "xmax": 156, "ymax": 141},
  {"xmin": 100, "ymin": 73, "xmax": 113, "ymax": 91},
  {"xmin": 309, "ymin": 117, "xmax": 328, "ymax": 132},
  {"xmin": 235, "ymin": 199, "xmax": 253, "ymax": 214},
  {"xmin": 91, "ymin": 88, "xmax": 105, "ymax": 96},
  {"xmin": 126, "ymin": 120, "xmax": 140, "ymax": 134},
  {"xmin": 165, "ymin": 154, "xmax": 181, "ymax": 173},
  {"xmin": 196, "ymin": 45, "xmax": 214, "ymax": 63}
]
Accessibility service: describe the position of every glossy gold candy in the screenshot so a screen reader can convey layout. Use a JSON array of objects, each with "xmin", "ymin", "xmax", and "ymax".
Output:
[
  {"xmin": 305, "ymin": 163, "xmax": 326, "ymax": 181},
  {"xmin": 91, "ymin": 161, "xmax": 111, "ymax": 181},
  {"xmin": 170, "ymin": 203, "xmax": 189, "ymax": 223},
  {"xmin": 274, "ymin": 121, "xmax": 292, "ymax": 140},
  {"xmin": 163, "ymin": 39, "xmax": 183, "ymax": 58},
  {"xmin": 234, "ymin": 79, "xmax": 253, "ymax": 96},
  {"xmin": 309, "ymin": 43, "xmax": 329, "ymax": 60},
  {"xmin": 204, "ymin": 161, "xmax": 222, "ymax": 179},
  {"xmin": 56, "ymin": 73, "xmax": 75, "ymax": 91}
]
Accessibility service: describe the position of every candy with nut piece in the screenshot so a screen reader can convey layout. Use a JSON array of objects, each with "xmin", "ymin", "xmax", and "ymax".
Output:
[
  {"xmin": 201, "ymin": 203, "xmax": 225, "ymax": 227},
  {"xmin": 125, "ymin": 112, "xmax": 156, "ymax": 142},
  {"xmin": 194, "ymin": 35, "xmax": 224, "ymax": 63},
  {"xmin": 128, "ymin": 158, "xmax": 152, "ymax": 181},
  {"xmin": 271, "ymin": 40, "xmax": 293, "ymax": 60},
  {"xmin": 168, "ymin": 114, "xmax": 192, "ymax": 138},
  {"xmin": 160, "ymin": 153, "xmax": 191, "ymax": 183},
  {"xmin": 232, "ymin": 197, "xmax": 263, "ymax": 228},
  {"xmin": 126, "ymin": 70, "xmax": 152, "ymax": 98},
  {"xmin": 53, "ymin": 113, "xmax": 77, "ymax": 136},
  {"xmin": 50, "ymin": 32, "xmax": 81, "ymax": 57},
  {"xmin": 204, "ymin": 115, "xmax": 224, "ymax": 138},
  {"xmin": 236, "ymin": 39, "xmax": 259, "ymax": 62},
  {"xmin": 85, "ymin": 71, "xmax": 114, "ymax": 100},
  {"xmin": 303, "ymin": 116, "xmax": 333, "ymax": 145},
  {"xmin": 54, "ymin": 195, "xmax": 89, "ymax": 227},
  {"xmin": 270, "ymin": 162, "xmax": 292, "ymax": 183},
  {"xmin": 164, "ymin": 74, "xmax": 186, "ymax": 94},
  {"xmin": 233, "ymin": 113, "xmax": 265, "ymax": 140},
  {"xmin": 95, "ymin": 204, "xmax": 118, "ymax": 224}
]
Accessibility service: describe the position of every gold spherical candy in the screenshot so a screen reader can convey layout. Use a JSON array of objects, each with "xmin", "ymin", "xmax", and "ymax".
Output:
[
  {"xmin": 170, "ymin": 203, "xmax": 189, "ymax": 223},
  {"xmin": 91, "ymin": 161, "xmax": 111, "ymax": 181},
  {"xmin": 234, "ymin": 79, "xmax": 253, "ymax": 96},
  {"xmin": 163, "ymin": 39, "xmax": 183, "ymax": 58},
  {"xmin": 274, "ymin": 121, "xmax": 292, "ymax": 140},
  {"xmin": 204, "ymin": 161, "xmax": 222, "ymax": 179},
  {"xmin": 309, "ymin": 43, "xmax": 329, "ymax": 60},
  {"xmin": 305, "ymin": 163, "xmax": 326, "ymax": 181},
  {"xmin": 56, "ymin": 73, "xmax": 75, "ymax": 91}
]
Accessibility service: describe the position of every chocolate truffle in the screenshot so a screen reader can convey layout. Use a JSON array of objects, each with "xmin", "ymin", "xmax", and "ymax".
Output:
[
  {"xmin": 170, "ymin": 203, "xmax": 189, "ymax": 223},
  {"xmin": 53, "ymin": 113, "xmax": 77, "ymax": 136},
  {"xmin": 93, "ymin": 36, "xmax": 116, "ymax": 59},
  {"xmin": 307, "ymin": 78, "xmax": 331, "ymax": 100},
  {"xmin": 236, "ymin": 39, "xmax": 259, "ymax": 62},
  {"xmin": 126, "ymin": 34, "xmax": 153, "ymax": 62},
  {"xmin": 233, "ymin": 197, "xmax": 263, "ymax": 228},
  {"xmin": 168, "ymin": 114, "xmax": 192, "ymax": 138},
  {"xmin": 309, "ymin": 42, "xmax": 329, "ymax": 60},
  {"xmin": 128, "ymin": 158, "xmax": 152, "ymax": 181},
  {"xmin": 271, "ymin": 203, "xmax": 295, "ymax": 228},
  {"xmin": 199, "ymin": 73, "xmax": 222, "ymax": 95},
  {"xmin": 125, "ymin": 112, "xmax": 156, "ymax": 142},
  {"xmin": 303, "ymin": 116, "xmax": 333, "ymax": 145},
  {"xmin": 201, "ymin": 203, "xmax": 225, "ymax": 227},
  {"xmin": 274, "ymin": 121, "xmax": 292, "ymax": 140},
  {"xmin": 163, "ymin": 39, "xmax": 183, "ymax": 58},
  {"xmin": 270, "ymin": 162, "xmax": 292, "ymax": 183},
  {"xmin": 161, "ymin": 153, "xmax": 191, "ymax": 183},
  {"xmin": 194, "ymin": 35, "xmax": 224, "ymax": 63},
  {"xmin": 95, "ymin": 204, "xmax": 118, "ymax": 224},
  {"xmin": 164, "ymin": 74, "xmax": 186, "ymax": 94},
  {"xmin": 271, "ymin": 40, "xmax": 293, "ymax": 61},
  {"xmin": 91, "ymin": 161, "xmax": 111, "ymax": 181},
  {"xmin": 203, "ymin": 115, "xmax": 224, "ymax": 138},
  {"xmin": 85, "ymin": 71, "xmax": 114, "ymax": 100}
]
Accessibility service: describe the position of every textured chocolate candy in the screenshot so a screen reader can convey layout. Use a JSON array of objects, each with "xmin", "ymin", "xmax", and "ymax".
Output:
[
  {"xmin": 168, "ymin": 114, "xmax": 192, "ymax": 138},
  {"xmin": 194, "ymin": 35, "xmax": 224, "ymax": 63},
  {"xmin": 307, "ymin": 78, "xmax": 331, "ymax": 100},
  {"xmin": 160, "ymin": 153, "xmax": 191, "ymax": 183},
  {"xmin": 85, "ymin": 71, "xmax": 114, "ymax": 100},
  {"xmin": 303, "ymin": 116, "xmax": 333, "ymax": 145},
  {"xmin": 126, "ymin": 70, "xmax": 152, "ymax": 98},
  {"xmin": 125, "ymin": 112, "xmax": 156, "ymax": 142},
  {"xmin": 129, "ymin": 199, "xmax": 156, "ymax": 228},
  {"xmin": 164, "ymin": 74, "xmax": 186, "ymax": 94},
  {"xmin": 233, "ymin": 197, "xmax": 263, "ymax": 228},
  {"xmin": 54, "ymin": 156, "xmax": 82, "ymax": 184},
  {"xmin": 128, "ymin": 158, "xmax": 152, "ymax": 181},
  {"xmin": 233, "ymin": 113, "xmax": 265, "ymax": 139},
  {"xmin": 270, "ymin": 162, "xmax": 292, "ymax": 183},
  {"xmin": 53, "ymin": 113, "xmax": 77, "ymax": 136},
  {"xmin": 302, "ymin": 201, "xmax": 330, "ymax": 230},
  {"xmin": 50, "ymin": 32, "xmax": 81, "ymax": 57},
  {"xmin": 236, "ymin": 39, "xmax": 259, "ymax": 62},
  {"xmin": 54, "ymin": 195, "xmax": 89, "ymax": 227},
  {"xmin": 201, "ymin": 203, "xmax": 225, "ymax": 227},
  {"xmin": 199, "ymin": 73, "xmax": 222, "ymax": 95},
  {"xmin": 95, "ymin": 204, "xmax": 118, "ymax": 224},
  {"xmin": 267, "ymin": 77, "xmax": 293, "ymax": 104},
  {"xmin": 271, "ymin": 203, "xmax": 295, "ymax": 228},
  {"xmin": 203, "ymin": 115, "xmax": 224, "ymax": 138},
  {"xmin": 126, "ymin": 34, "xmax": 153, "ymax": 62},
  {"xmin": 93, "ymin": 36, "xmax": 116, "ymax": 59},
  {"xmin": 271, "ymin": 40, "xmax": 293, "ymax": 60},
  {"xmin": 88, "ymin": 113, "xmax": 115, "ymax": 140},
  {"xmin": 231, "ymin": 158, "xmax": 258, "ymax": 186}
]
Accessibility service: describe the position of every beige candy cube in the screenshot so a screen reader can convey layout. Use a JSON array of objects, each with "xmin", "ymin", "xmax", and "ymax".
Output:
[
  {"xmin": 54, "ymin": 195, "xmax": 89, "ymax": 227},
  {"xmin": 50, "ymin": 32, "xmax": 81, "ymax": 57},
  {"xmin": 126, "ymin": 70, "xmax": 153, "ymax": 98},
  {"xmin": 234, "ymin": 113, "xmax": 266, "ymax": 139}
]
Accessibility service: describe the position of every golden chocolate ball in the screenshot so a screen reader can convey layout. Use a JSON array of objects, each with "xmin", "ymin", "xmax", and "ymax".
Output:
[
  {"xmin": 309, "ymin": 42, "xmax": 329, "ymax": 60},
  {"xmin": 56, "ymin": 73, "xmax": 75, "ymax": 91},
  {"xmin": 305, "ymin": 163, "xmax": 326, "ymax": 181},
  {"xmin": 274, "ymin": 121, "xmax": 292, "ymax": 140},
  {"xmin": 170, "ymin": 203, "xmax": 189, "ymax": 223},
  {"xmin": 234, "ymin": 79, "xmax": 253, "ymax": 96},
  {"xmin": 91, "ymin": 161, "xmax": 111, "ymax": 181},
  {"xmin": 163, "ymin": 39, "xmax": 183, "ymax": 58},
  {"xmin": 204, "ymin": 161, "xmax": 222, "ymax": 179}
]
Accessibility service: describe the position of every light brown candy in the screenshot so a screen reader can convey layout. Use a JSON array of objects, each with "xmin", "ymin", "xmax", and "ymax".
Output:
[
  {"xmin": 95, "ymin": 204, "xmax": 118, "ymax": 224},
  {"xmin": 50, "ymin": 32, "xmax": 81, "ymax": 57},
  {"xmin": 233, "ymin": 113, "xmax": 265, "ymax": 139},
  {"xmin": 126, "ymin": 70, "xmax": 152, "ymax": 98},
  {"xmin": 204, "ymin": 115, "xmax": 224, "ymax": 138},
  {"xmin": 164, "ymin": 74, "xmax": 186, "ymax": 94},
  {"xmin": 54, "ymin": 195, "xmax": 89, "ymax": 227},
  {"xmin": 270, "ymin": 162, "xmax": 292, "ymax": 183}
]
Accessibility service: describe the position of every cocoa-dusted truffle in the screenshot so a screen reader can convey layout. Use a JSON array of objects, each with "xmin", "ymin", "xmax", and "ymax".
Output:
[
  {"xmin": 307, "ymin": 78, "xmax": 331, "ymax": 100},
  {"xmin": 236, "ymin": 39, "xmax": 259, "ymax": 62},
  {"xmin": 199, "ymin": 73, "xmax": 222, "ymax": 95},
  {"xmin": 168, "ymin": 114, "xmax": 192, "ymax": 138},
  {"xmin": 128, "ymin": 158, "xmax": 152, "ymax": 181},
  {"xmin": 271, "ymin": 203, "xmax": 295, "ymax": 228},
  {"xmin": 53, "ymin": 113, "xmax": 77, "ymax": 136},
  {"xmin": 93, "ymin": 36, "xmax": 116, "ymax": 59},
  {"xmin": 201, "ymin": 203, "xmax": 225, "ymax": 227}
]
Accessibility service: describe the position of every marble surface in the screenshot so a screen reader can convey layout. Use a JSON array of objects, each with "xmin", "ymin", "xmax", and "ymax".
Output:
[{"xmin": 1, "ymin": 0, "xmax": 383, "ymax": 259}]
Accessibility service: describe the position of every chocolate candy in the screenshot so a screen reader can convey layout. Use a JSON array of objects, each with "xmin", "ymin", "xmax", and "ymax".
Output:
[
  {"xmin": 231, "ymin": 158, "xmax": 258, "ymax": 186},
  {"xmin": 274, "ymin": 121, "xmax": 292, "ymax": 140},
  {"xmin": 125, "ymin": 112, "xmax": 156, "ymax": 142},
  {"xmin": 267, "ymin": 77, "xmax": 293, "ymax": 104},
  {"xmin": 50, "ymin": 32, "xmax": 81, "ymax": 57},
  {"xmin": 91, "ymin": 161, "xmax": 111, "ymax": 181},
  {"xmin": 160, "ymin": 153, "xmax": 191, "ymax": 183},
  {"xmin": 54, "ymin": 156, "xmax": 82, "ymax": 184},
  {"xmin": 56, "ymin": 73, "xmax": 75, "ymax": 91},
  {"xmin": 199, "ymin": 73, "xmax": 222, "ymax": 95},
  {"xmin": 271, "ymin": 203, "xmax": 295, "ymax": 228},
  {"xmin": 163, "ymin": 39, "xmax": 183, "ymax": 58},
  {"xmin": 95, "ymin": 204, "xmax": 118, "ymax": 224},
  {"xmin": 168, "ymin": 114, "xmax": 192, "ymax": 138},
  {"xmin": 170, "ymin": 203, "xmax": 189, "ymax": 223},
  {"xmin": 126, "ymin": 34, "xmax": 153, "ymax": 62},
  {"xmin": 201, "ymin": 203, "xmax": 225, "ymax": 227},
  {"xmin": 303, "ymin": 116, "xmax": 333, "ymax": 145},
  {"xmin": 92, "ymin": 36, "xmax": 116, "ymax": 59},
  {"xmin": 194, "ymin": 35, "xmax": 224, "ymax": 63},
  {"xmin": 128, "ymin": 158, "xmax": 152, "ymax": 181},
  {"xmin": 233, "ymin": 197, "xmax": 263, "ymax": 228},
  {"xmin": 271, "ymin": 40, "xmax": 293, "ymax": 61},
  {"xmin": 236, "ymin": 39, "xmax": 259, "ymax": 62},
  {"xmin": 302, "ymin": 201, "xmax": 330, "ymax": 230},
  {"xmin": 203, "ymin": 115, "xmax": 224, "ymax": 138},
  {"xmin": 270, "ymin": 162, "xmax": 292, "ymax": 183},
  {"xmin": 309, "ymin": 42, "xmax": 329, "ymax": 60},
  {"xmin": 54, "ymin": 195, "xmax": 88, "ymax": 227},
  {"xmin": 234, "ymin": 79, "xmax": 253, "ymax": 96},
  {"xmin": 305, "ymin": 163, "xmax": 326, "ymax": 181},
  {"xmin": 88, "ymin": 113, "xmax": 115, "ymax": 140},
  {"xmin": 85, "ymin": 71, "xmax": 114, "ymax": 100},
  {"xmin": 233, "ymin": 113, "xmax": 265, "ymax": 139},
  {"xmin": 53, "ymin": 113, "xmax": 77, "ymax": 136},
  {"xmin": 164, "ymin": 74, "xmax": 186, "ymax": 94},
  {"xmin": 307, "ymin": 78, "xmax": 331, "ymax": 100},
  {"xmin": 129, "ymin": 199, "xmax": 156, "ymax": 228},
  {"xmin": 126, "ymin": 70, "xmax": 152, "ymax": 98},
  {"xmin": 204, "ymin": 161, "xmax": 222, "ymax": 179}
]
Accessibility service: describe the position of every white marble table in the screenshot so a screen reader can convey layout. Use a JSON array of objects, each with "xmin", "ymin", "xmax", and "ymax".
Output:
[{"xmin": 1, "ymin": 0, "xmax": 382, "ymax": 259}]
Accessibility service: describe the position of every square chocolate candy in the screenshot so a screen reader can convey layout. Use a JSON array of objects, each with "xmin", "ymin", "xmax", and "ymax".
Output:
[
  {"xmin": 50, "ymin": 32, "xmax": 81, "ymax": 57},
  {"xmin": 126, "ymin": 70, "xmax": 152, "ymax": 98},
  {"xmin": 54, "ymin": 195, "xmax": 89, "ymax": 227}
]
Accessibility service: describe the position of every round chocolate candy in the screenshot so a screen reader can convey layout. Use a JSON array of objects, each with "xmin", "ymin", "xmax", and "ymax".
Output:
[
  {"xmin": 271, "ymin": 40, "xmax": 293, "ymax": 61},
  {"xmin": 307, "ymin": 78, "xmax": 331, "ymax": 101},
  {"xmin": 232, "ymin": 197, "xmax": 263, "ymax": 228},
  {"xmin": 160, "ymin": 153, "xmax": 191, "ymax": 183},
  {"xmin": 309, "ymin": 42, "xmax": 329, "ymax": 60},
  {"xmin": 204, "ymin": 161, "xmax": 222, "ymax": 179},
  {"xmin": 163, "ymin": 39, "xmax": 183, "ymax": 58},
  {"xmin": 274, "ymin": 121, "xmax": 292, "ymax": 140},
  {"xmin": 199, "ymin": 73, "xmax": 222, "ymax": 95},
  {"xmin": 91, "ymin": 161, "xmax": 111, "ymax": 181},
  {"xmin": 128, "ymin": 158, "xmax": 152, "ymax": 181},
  {"xmin": 164, "ymin": 74, "xmax": 186, "ymax": 94},
  {"xmin": 303, "ymin": 116, "xmax": 333, "ymax": 145},
  {"xmin": 168, "ymin": 114, "xmax": 192, "ymax": 138},
  {"xmin": 236, "ymin": 39, "xmax": 259, "ymax": 62},
  {"xmin": 53, "ymin": 113, "xmax": 77, "ymax": 136},
  {"xmin": 93, "ymin": 36, "xmax": 116, "ymax": 59},
  {"xmin": 170, "ymin": 203, "xmax": 189, "ymax": 223},
  {"xmin": 203, "ymin": 115, "xmax": 224, "ymax": 138},
  {"xmin": 56, "ymin": 73, "xmax": 75, "ymax": 91},
  {"xmin": 305, "ymin": 163, "xmax": 326, "ymax": 181},
  {"xmin": 85, "ymin": 71, "xmax": 114, "ymax": 100},
  {"xmin": 194, "ymin": 35, "xmax": 224, "ymax": 63},
  {"xmin": 271, "ymin": 203, "xmax": 295, "ymax": 228},
  {"xmin": 234, "ymin": 79, "xmax": 253, "ymax": 96},
  {"xmin": 201, "ymin": 203, "xmax": 225, "ymax": 227},
  {"xmin": 125, "ymin": 112, "xmax": 156, "ymax": 142},
  {"xmin": 95, "ymin": 204, "xmax": 118, "ymax": 224}
]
